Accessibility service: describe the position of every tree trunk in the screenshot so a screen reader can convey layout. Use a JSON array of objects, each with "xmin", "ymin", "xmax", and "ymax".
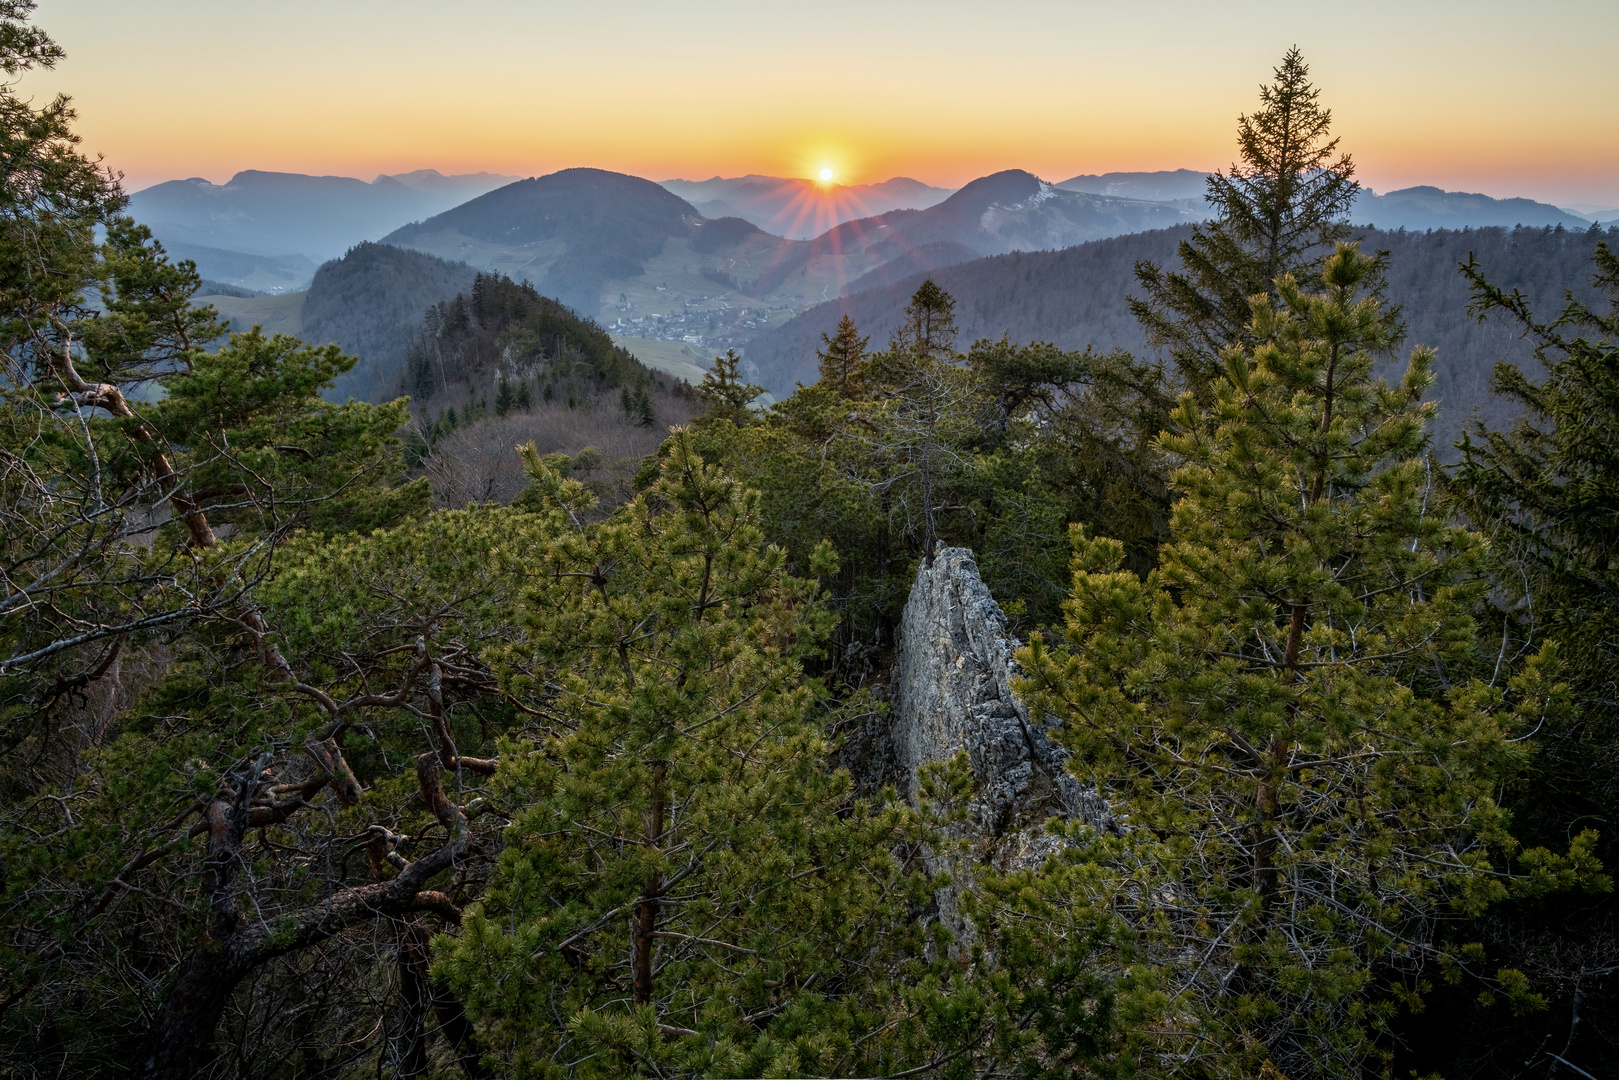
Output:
[
  {"xmin": 1255, "ymin": 603, "xmax": 1307, "ymax": 913},
  {"xmin": 130, "ymin": 946, "xmax": 243, "ymax": 1080},
  {"xmin": 432, "ymin": 982, "xmax": 496, "ymax": 1080},
  {"xmin": 386, "ymin": 916, "xmax": 432, "ymax": 1079},
  {"xmin": 632, "ymin": 762, "xmax": 667, "ymax": 1007}
]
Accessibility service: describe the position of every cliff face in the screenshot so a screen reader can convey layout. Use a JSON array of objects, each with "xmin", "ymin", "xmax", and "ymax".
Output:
[{"xmin": 889, "ymin": 547, "xmax": 1111, "ymax": 949}]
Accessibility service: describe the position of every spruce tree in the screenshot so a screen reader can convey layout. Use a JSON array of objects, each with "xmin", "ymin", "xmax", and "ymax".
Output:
[
  {"xmin": 695, "ymin": 347, "xmax": 763, "ymax": 426},
  {"xmin": 1019, "ymin": 244, "xmax": 1595, "ymax": 1077},
  {"xmin": 816, "ymin": 312, "xmax": 869, "ymax": 397},
  {"xmin": 1131, "ymin": 48, "xmax": 1388, "ymax": 399},
  {"xmin": 1452, "ymin": 242, "xmax": 1619, "ymax": 730}
]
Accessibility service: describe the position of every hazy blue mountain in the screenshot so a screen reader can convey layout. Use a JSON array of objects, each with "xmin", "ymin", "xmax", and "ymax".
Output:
[
  {"xmin": 749, "ymin": 169, "xmax": 1197, "ymax": 295},
  {"xmin": 161, "ymin": 240, "xmax": 317, "ymax": 293},
  {"xmin": 382, "ymin": 169, "xmax": 520, "ymax": 201},
  {"xmin": 744, "ymin": 223, "xmax": 1617, "ymax": 455},
  {"xmin": 1560, "ymin": 202, "xmax": 1619, "ymax": 224},
  {"xmin": 381, "ymin": 167, "xmax": 712, "ymax": 312},
  {"xmin": 128, "ymin": 169, "xmax": 518, "ymax": 262},
  {"xmin": 1057, "ymin": 169, "xmax": 1213, "ymax": 204},
  {"xmin": 660, "ymin": 175, "xmax": 955, "ymax": 239},
  {"xmin": 375, "ymin": 167, "xmax": 1199, "ymax": 344},
  {"xmin": 1057, "ymin": 171, "xmax": 1591, "ymax": 232},
  {"xmin": 1354, "ymin": 186, "xmax": 1589, "ymax": 230},
  {"xmin": 375, "ymin": 168, "xmax": 891, "ymax": 354}
]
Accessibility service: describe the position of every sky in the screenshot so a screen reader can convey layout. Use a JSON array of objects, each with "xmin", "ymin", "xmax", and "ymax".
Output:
[{"xmin": 26, "ymin": 0, "xmax": 1619, "ymax": 208}]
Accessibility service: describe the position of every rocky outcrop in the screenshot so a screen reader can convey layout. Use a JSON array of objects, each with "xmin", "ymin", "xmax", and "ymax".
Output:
[{"xmin": 890, "ymin": 547, "xmax": 1112, "ymax": 950}]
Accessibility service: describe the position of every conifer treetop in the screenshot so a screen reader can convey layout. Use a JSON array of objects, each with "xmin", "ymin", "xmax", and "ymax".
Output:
[{"xmin": 1131, "ymin": 47, "xmax": 1391, "ymax": 401}]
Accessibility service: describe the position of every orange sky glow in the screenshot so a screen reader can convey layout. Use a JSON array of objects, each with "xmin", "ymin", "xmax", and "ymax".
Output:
[{"xmin": 27, "ymin": 0, "xmax": 1619, "ymax": 208}]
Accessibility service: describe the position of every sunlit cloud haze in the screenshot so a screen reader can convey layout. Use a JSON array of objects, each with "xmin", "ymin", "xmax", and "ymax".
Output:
[{"xmin": 28, "ymin": 0, "xmax": 1619, "ymax": 206}]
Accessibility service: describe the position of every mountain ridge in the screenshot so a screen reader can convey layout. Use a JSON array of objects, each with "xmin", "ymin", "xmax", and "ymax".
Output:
[
  {"xmin": 128, "ymin": 168, "xmax": 520, "ymax": 263},
  {"xmin": 742, "ymin": 223, "xmax": 1618, "ymax": 457},
  {"xmin": 660, "ymin": 175, "xmax": 955, "ymax": 239}
]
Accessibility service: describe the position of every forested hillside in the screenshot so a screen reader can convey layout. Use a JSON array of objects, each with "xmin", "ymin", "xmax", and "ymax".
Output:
[
  {"xmin": 402, "ymin": 271, "xmax": 671, "ymax": 406},
  {"xmin": 401, "ymin": 272, "xmax": 695, "ymax": 504},
  {"xmin": 301, "ymin": 242, "xmax": 478, "ymax": 402},
  {"xmin": 749, "ymin": 222, "xmax": 1618, "ymax": 453}
]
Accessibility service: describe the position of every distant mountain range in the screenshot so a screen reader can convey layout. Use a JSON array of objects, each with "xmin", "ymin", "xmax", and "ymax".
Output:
[
  {"xmin": 816, "ymin": 170, "xmax": 1196, "ymax": 259},
  {"xmin": 1356, "ymin": 185, "xmax": 1590, "ymax": 230},
  {"xmin": 1057, "ymin": 169, "xmax": 1213, "ymax": 206},
  {"xmin": 659, "ymin": 175, "xmax": 955, "ymax": 239},
  {"xmin": 1057, "ymin": 169, "xmax": 1592, "ymax": 231},
  {"xmin": 381, "ymin": 168, "xmax": 742, "ymax": 314},
  {"xmin": 159, "ymin": 161, "xmax": 1615, "ymax": 391},
  {"xmin": 128, "ymin": 169, "xmax": 520, "ymax": 282},
  {"xmin": 376, "ymin": 167, "xmax": 1203, "ymax": 337}
]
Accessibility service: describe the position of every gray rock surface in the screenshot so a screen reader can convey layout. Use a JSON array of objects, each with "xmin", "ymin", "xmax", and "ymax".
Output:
[{"xmin": 890, "ymin": 547, "xmax": 1112, "ymax": 951}]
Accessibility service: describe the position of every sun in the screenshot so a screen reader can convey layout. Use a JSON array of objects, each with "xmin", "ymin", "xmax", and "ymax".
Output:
[{"xmin": 817, "ymin": 166, "xmax": 835, "ymax": 183}]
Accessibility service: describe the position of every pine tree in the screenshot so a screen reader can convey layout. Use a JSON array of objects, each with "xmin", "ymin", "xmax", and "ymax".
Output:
[
  {"xmin": 495, "ymin": 375, "xmax": 515, "ymax": 416},
  {"xmin": 516, "ymin": 378, "xmax": 533, "ymax": 411},
  {"xmin": 816, "ymin": 312, "xmax": 869, "ymax": 397},
  {"xmin": 1131, "ymin": 48, "xmax": 1389, "ymax": 399},
  {"xmin": 695, "ymin": 347, "xmax": 763, "ymax": 426},
  {"xmin": 1019, "ymin": 244, "xmax": 1595, "ymax": 1077},
  {"xmin": 438, "ymin": 434, "xmax": 935, "ymax": 1078}
]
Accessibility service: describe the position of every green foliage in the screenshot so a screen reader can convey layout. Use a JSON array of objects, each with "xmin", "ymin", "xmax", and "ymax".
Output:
[
  {"xmin": 2, "ymin": 504, "xmax": 529, "ymax": 1076},
  {"xmin": 687, "ymin": 282, "xmax": 1171, "ymax": 661},
  {"xmin": 695, "ymin": 347, "xmax": 764, "ymax": 425},
  {"xmin": 149, "ymin": 328, "xmax": 428, "ymax": 535},
  {"xmin": 1017, "ymin": 244, "xmax": 1599, "ymax": 1077},
  {"xmin": 1452, "ymin": 242, "xmax": 1619, "ymax": 787},
  {"xmin": 1131, "ymin": 48, "xmax": 1389, "ymax": 399},
  {"xmin": 438, "ymin": 433, "xmax": 943, "ymax": 1078}
]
